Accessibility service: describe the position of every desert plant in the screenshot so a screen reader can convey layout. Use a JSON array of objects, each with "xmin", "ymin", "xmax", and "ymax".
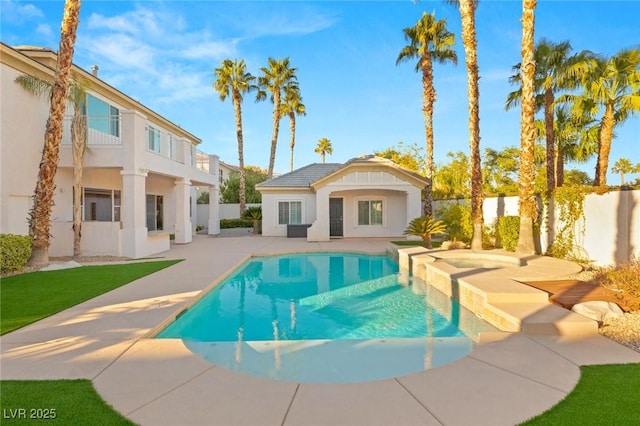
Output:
[
  {"xmin": 242, "ymin": 206, "xmax": 262, "ymax": 234},
  {"xmin": 595, "ymin": 256, "xmax": 640, "ymax": 310},
  {"xmin": 404, "ymin": 216, "xmax": 447, "ymax": 249}
]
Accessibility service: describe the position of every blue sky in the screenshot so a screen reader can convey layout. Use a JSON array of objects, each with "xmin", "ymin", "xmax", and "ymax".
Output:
[{"xmin": 2, "ymin": 0, "xmax": 639, "ymax": 181}]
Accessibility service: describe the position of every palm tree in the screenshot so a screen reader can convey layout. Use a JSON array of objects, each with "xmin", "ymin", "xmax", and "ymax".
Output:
[
  {"xmin": 404, "ymin": 216, "xmax": 447, "ymax": 249},
  {"xmin": 315, "ymin": 138, "xmax": 333, "ymax": 163},
  {"xmin": 29, "ymin": 0, "xmax": 82, "ymax": 266},
  {"xmin": 534, "ymin": 106, "xmax": 598, "ymax": 186},
  {"xmin": 567, "ymin": 49, "xmax": 640, "ymax": 187},
  {"xmin": 213, "ymin": 59, "xmax": 258, "ymax": 215},
  {"xmin": 611, "ymin": 158, "xmax": 635, "ymax": 186},
  {"xmin": 257, "ymin": 57, "xmax": 298, "ymax": 178},
  {"xmin": 280, "ymin": 84, "xmax": 306, "ymax": 172},
  {"xmin": 515, "ymin": 0, "xmax": 538, "ymax": 255},
  {"xmin": 396, "ymin": 11, "xmax": 457, "ymax": 218},
  {"xmin": 506, "ymin": 39, "xmax": 593, "ymax": 196},
  {"xmin": 16, "ymin": 75, "xmax": 89, "ymax": 259},
  {"xmin": 446, "ymin": 0, "xmax": 483, "ymax": 251}
]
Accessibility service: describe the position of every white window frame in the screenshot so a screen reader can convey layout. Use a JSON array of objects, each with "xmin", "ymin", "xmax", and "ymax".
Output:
[
  {"xmin": 81, "ymin": 187, "xmax": 121, "ymax": 222},
  {"xmin": 355, "ymin": 197, "xmax": 385, "ymax": 227},
  {"xmin": 85, "ymin": 94, "xmax": 120, "ymax": 137},
  {"xmin": 147, "ymin": 125, "xmax": 161, "ymax": 153},
  {"xmin": 277, "ymin": 200, "xmax": 304, "ymax": 226}
]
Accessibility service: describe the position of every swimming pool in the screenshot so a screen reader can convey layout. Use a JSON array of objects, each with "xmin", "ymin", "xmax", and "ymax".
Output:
[{"xmin": 157, "ymin": 252, "xmax": 499, "ymax": 382}]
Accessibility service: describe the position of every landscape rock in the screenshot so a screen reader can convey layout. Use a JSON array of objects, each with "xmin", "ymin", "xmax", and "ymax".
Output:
[{"xmin": 572, "ymin": 301, "xmax": 624, "ymax": 324}]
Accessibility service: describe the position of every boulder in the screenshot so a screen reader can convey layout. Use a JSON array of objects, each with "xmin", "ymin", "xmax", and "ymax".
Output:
[{"xmin": 571, "ymin": 301, "xmax": 624, "ymax": 325}]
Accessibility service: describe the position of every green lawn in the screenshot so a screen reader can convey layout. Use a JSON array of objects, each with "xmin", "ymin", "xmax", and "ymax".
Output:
[
  {"xmin": 521, "ymin": 363, "xmax": 640, "ymax": 425},
  {"xmin": 0, "ymin": 260, "xmax": 182, "ymax": 335},
  {"xmin": 0, "ymin": 380, "xmax": 136, "ymax": 425}
]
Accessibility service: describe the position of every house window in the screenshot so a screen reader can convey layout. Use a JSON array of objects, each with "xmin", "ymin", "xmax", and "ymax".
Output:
[
  {"xmin": 147, "ymin": 125, "xmax": 161, "ymax": 153},
  {"xmin": 278, "ymin": 201, "xmax": 302, "ymax": 225},
  {"xmin": 86, "ymin": 94, "xmax": 119, "ymax": 136},
  {"xmin": 168, "ymin": 134, "xmax": 174, "ymax": 159},
  {"xmin": 357, "ymin": 200, "xmax": 383, "ymax": 225},
  {"xmin": 146, "ymin": 194, "xmax": 164, "ymax": 231},
  {"xmin": 82, "ymin": 188, "xmax": 121, "ymax": 222}
]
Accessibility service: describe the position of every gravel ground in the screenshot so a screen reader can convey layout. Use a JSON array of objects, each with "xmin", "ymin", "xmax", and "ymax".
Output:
[{"xmin": 599, "ymin": 311, "xmax": 640, "ymax": 353}]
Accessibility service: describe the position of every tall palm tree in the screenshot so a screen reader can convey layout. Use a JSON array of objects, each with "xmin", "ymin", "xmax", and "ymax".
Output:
[
  {"xmin": 213, "ymin": 59, "xmax": 258, "ymax": 215},
  {"xmin": 396, "ymin": 11, "xmax": 457, "ymax": 218},
  {"xmin": 611, "ymin": 158, "xmax": 635, "ymax": 186},
  {"xmin": 446, "ymin": 0, "xmax": 483, "ymax": 251},
  {"xmin": 315, "ymin": 138, "xmax": 333, "ymax": 163},
  {"xmin": 29, "ymin": 0, "xmax": 82, "ymax": 266},
  {"xmin": 280, "ymin": 83, "xmax": 306, "ymax": 172},
  {"xmin": 515, "ymin": 0, "xmax": 538, "ymax": 255},
  {"xmin": 566, "ymin": 49, "xmax": 640, "ymax": 187},
  {"xmin": 506, "ymin": 40, "xmax": 593, "ymax": 196},
  {"xmin": 257, "ymin": 57, "xmax": 298, "ymax": 178},
  {"xmin": 16, "ymin": 75, "xmax": 88, "ymax": 259}
]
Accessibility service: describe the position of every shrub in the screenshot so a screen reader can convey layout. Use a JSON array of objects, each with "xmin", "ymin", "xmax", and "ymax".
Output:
[
  {"xmin": 436, "ymin": 202, "xmax": 472, "ymax": 243},
  {"xmin": 404, "ymin": 216, "xmax": 447, "ymax": 248},
  {"xmin": 241, "ymin": 206, "xmax": 262, "ymax": 220},
  {"xmin": 220, "ymin": 218, "xmax": 254, "ymax": 229},
  {"xmin": 595, "ymin": 257, "xmax": 640, "ymax": 310},
  {"xmin": 497, "ymin": 216, "xmax": 520, "ymax": 252},
  {"xmin": 1, "ymin": 234, "xmax": 32, "ymax": 273}
]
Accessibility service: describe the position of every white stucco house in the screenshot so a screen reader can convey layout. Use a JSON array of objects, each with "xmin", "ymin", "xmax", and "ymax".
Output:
[
  {"xmin": 0, "ymin": 43, "xmax": 220, "ymax": 258},
  {"xmin": 256, "ymin": 155, "xmax": 426, "ymax": 241}
]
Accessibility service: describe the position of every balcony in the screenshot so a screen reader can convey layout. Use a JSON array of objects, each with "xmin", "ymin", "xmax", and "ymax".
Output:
[{"xmin": 61, "ymin": 115, "xmax": 216, "ymax": 177}]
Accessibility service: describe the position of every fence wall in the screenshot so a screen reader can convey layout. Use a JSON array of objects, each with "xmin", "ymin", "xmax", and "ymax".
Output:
[{"xmin": 197, "ymin": 191, "xmax": 640, "ymax": 266}]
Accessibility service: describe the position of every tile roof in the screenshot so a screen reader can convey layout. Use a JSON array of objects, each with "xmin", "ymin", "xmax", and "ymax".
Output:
[{"xmin": 256, "ymin": 163, "xmax": 343, "ymax": 188}]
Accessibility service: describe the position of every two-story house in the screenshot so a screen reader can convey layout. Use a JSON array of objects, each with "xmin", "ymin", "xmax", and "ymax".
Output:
[{"xmin": 1, "ymin": 43, "xmax": 220, "ymax": 259}]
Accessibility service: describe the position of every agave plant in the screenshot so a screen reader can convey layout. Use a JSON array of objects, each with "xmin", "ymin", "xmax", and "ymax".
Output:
[
  {"xmin": 242, "ymin": 206, "xmax": 262, "ymax": 234},
  {"xmin": 404, "ymin": 216, "xmax": 447, "ymax": 249}
]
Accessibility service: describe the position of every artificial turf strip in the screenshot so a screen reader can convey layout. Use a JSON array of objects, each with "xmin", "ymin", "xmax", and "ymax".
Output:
[
  {"xmin": 0, "ymin": 380, "xmax": 136, "ymax": 425},
  {"xmin": 520, "ymin": 363, "xmax": 640, "ymax": 425},
  {"xmin": 0, "ymin": 260, "xmax": 182, "ymax": 335}
]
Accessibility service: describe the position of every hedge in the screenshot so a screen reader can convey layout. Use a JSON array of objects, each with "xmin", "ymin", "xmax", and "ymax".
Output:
[{"xmin": 1, "ymin": 234, "xmax": 32, "ymax": 273}]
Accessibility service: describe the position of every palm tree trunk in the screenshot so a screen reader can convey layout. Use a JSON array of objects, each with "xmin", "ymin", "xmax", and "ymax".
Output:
[
  {"xmin": 29, "ymin": 0, "xmax": 82, "ymax": 266},
  {"xmin": 422, "ymin": 57, "xmax": 435, "ymax": 218},
  {"xmin": 459, "ymin": 0, "xmax": 483, "ymax": 251},
  {"xmin": 289, "ymin": 112, "xmax": 295, "ymax": 172},
  {"xmin": 543, "ymin": 88, "xmax": 555, "ymax": 194},
  {"xmin": 267, "ymin": 91, "xmax": 281, "ymax": 179},
  {"xmin": 555, "ymin": 144, "xmax": 565, "ymax": 187},
  {"xmin": 594, "ymin": 104, "xmax": 614, "ymax": 187},
  {"xmin": 233, "ymin": 91, "xmax": 247, "ymax": 215},
  {"xmin": 516, "ymin": 0, "xmax": 538, "ymax": 255},
  {"xmin": 71, "ymin": 105, "xmax": 87, "ymax": 259}
]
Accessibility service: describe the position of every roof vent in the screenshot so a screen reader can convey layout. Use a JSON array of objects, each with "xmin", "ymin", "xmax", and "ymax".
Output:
[{"xmin": 91, "ymin": 65, "xmax": 99, "ymax": 77}]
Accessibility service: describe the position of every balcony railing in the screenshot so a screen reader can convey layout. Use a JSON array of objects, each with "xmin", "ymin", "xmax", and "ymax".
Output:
[{"xmin": 62, "ymin": 115, "xmax": 121, "ymax": 146}]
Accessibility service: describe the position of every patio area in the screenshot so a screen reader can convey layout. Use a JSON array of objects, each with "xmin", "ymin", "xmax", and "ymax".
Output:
[{"xmin": 2, "ymin": 235, "xmax": 639, "ymax": 425}]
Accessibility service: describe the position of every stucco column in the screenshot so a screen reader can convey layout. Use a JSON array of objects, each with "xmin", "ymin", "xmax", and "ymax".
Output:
[
  {"xmin": 121, "ymin": 170, "xmax": 147, "ymax": 258},
  {"xmin": 173, "ymin": 178, "xmax": 192, "ymax": 244},
  {"xmin": 208, "ymin": 185, "xmax": 220, "ymax": 235},
  {"xmin": 307, "ymin": 186, "xmax": 330, "ymax": 242}
]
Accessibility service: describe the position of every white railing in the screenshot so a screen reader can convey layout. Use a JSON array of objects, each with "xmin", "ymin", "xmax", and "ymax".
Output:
[{"xmin": 62, "ymin": 115, "xmax": 122, "ymax": 146}]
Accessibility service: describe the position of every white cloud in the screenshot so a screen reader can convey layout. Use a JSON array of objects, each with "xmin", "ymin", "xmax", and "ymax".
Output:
[
  {"xmin": 35, "ymin": 23, "xmax": 53, "ymax": 39},
  {"xmin": 241, "ymin": 9, "xmax": 338, "ymax": 39},
  {"xmin": 1, "ymin": 1, "xmax": 44, "ymax": 24}
]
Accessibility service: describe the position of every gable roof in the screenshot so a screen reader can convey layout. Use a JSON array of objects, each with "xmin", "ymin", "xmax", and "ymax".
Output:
[
  {"xmin": 256, "ymin": 155, "xmax": 426, "ymax": 192},
  {"xmin": 256, "ymin": 163, "xmax": 343, "ymax": 189}
]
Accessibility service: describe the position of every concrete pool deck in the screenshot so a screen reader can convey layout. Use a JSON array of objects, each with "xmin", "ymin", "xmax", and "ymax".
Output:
[{"xmin": 1, "ymin": 235, "xmax": 639, "ymax": 425}]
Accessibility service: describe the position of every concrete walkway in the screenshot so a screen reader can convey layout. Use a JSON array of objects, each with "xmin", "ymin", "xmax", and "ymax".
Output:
[{"xmin": 2, "ymin": 235, "xmax": 639, "ymax": 425}]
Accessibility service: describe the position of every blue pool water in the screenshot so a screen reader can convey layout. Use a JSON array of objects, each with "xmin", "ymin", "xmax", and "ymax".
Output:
[{"xmin": 157, "ymin": 252, "xmax": 499, "ymax": 382}]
